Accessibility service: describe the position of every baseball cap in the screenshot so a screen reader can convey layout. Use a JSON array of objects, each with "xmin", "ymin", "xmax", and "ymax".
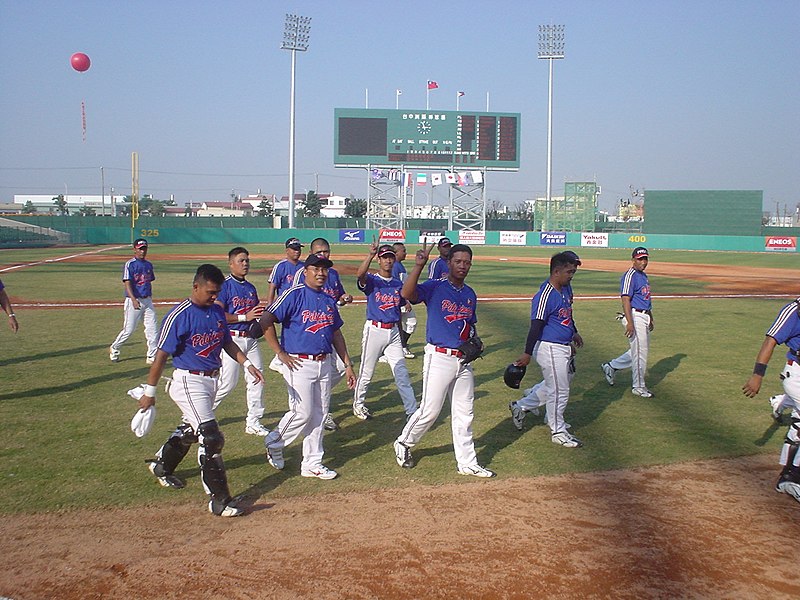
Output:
[
  {"xmin": 562, "ymin": 250, "xmax": 582, "ymax": 265},
  {"xmin": 285, "ymin": 237, "xmax": 303, "ymax": 249},
  {"xmin": 377, "ymin": 244, "xmax": 396, "ymax": 258},
  {"xmin": 632, "ymin": 246, "xmax": 649, "ymax": 259},
  {"xmin": 304, "ymin": 253, "xmax": 333, "ymax": 268},
  {"xmin": 437, "ymin": 237, "xmax": 452, "ymax": 248},
  {"xmin": 133, "ymin": 238, "xmax": 148, "ymax": 249}
]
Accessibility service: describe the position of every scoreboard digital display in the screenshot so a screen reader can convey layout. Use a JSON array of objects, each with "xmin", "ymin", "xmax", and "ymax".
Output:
[{"xmin": 334, "ymin": 108, "xmax": 521, "ymax": 170}]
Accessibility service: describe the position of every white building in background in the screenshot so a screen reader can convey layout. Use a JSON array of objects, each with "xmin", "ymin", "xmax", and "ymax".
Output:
[{"xmin": 14, "ymin": 194, "xmax": 126, "ymax": 215}]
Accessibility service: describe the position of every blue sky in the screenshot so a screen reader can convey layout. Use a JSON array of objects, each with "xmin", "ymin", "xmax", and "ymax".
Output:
[{"xmin": 1, "ymin": 0, "xmax": 798, "ymax": 213}]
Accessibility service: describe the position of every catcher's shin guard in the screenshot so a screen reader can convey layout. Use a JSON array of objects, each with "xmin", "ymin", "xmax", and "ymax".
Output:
[
  {"xmin": 198, "ymin": 421, "xmax": 232, "ymax": 503},
  {"xmin": 153, "ymin": 423, "xmax": 197, "ymax": 476}
]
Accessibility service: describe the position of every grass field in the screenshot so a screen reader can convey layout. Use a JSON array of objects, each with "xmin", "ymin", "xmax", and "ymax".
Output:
[{"xmin": 0, "ymin": 243, "xmax": 795, "ymax": 515}]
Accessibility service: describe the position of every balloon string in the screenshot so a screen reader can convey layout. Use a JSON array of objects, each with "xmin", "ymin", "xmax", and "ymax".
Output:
[{"xmin": 81, "ymin": 100, "xmax": 86, "ymax": 142}]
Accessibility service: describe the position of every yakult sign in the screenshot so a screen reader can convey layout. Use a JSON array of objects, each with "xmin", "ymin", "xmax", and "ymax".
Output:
[{"xmin": 765, "ymin": 236, "xmax": 797, "ymax": 252}]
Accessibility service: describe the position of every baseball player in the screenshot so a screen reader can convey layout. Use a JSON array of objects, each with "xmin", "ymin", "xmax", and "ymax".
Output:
[
  {"xmin": 742, "ymin": 298, "xmax": 800, "ymax": 504},
  {"xmin": 601, "ymin": 247, "xmax": 655, "ymax": 398},
  {"xmin": 509, "ymin": 250, "xmax": 582, "ymax": 431},
  {"xmin": 352, "ymin": 242, "xmax": 418, "ymax": 420},
  {"xmin": 260, "ymin": 253, "xmax": 356, "ymax": 480},
  {"xmin": 109, "ymin": 238, "xmax": 158, "ymax": 364},
  {"xmin": 512, "ymin": 252, "xmax": 584, "ymax": 448},
  {"xmin": 290, "ymin": 237, "xmax": 353, "ymax": 431},
  {"xmin": 212, "ymin": 247, "xmax": 268, "ymax": 436},
  {"xmin": 0, "ymin": 278, "xmax": 19, "ymax": 333},
  {"xmin": 266, "ymin": 237, "xmax": 304, "ymax": 304},
  {"xmin": 393, "ymin": 241, "xmax": 495, "ymax": 477},
  {"xmin": 392, "ymin": 242, "xmax": 417, "ymax": 359},
  {"xmin": 139, "ymin": 264, "xmax": 265, "ymax": 517},
  {"xmin": 426, "ymin": 237, "xmax": 452, "ymax": 280}
]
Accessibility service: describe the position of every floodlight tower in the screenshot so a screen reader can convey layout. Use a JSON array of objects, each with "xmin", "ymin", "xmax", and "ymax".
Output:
[
  {"xmin": 538, "ymin": 24, "xmax": 565, "ymax": 208},
  {"xmin": 282, "ymin": 13, "xmax": 311, "ymax": 229}
]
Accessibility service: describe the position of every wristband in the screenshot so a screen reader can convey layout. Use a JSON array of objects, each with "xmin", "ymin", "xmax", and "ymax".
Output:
[
  {"xmin": 8, "ymin": 313, "xmax": 15, "ymax": 317},
  {"xmin": 143, "ymin": 384, "xmax": 157, "ymax": 397},
  {"xmin": 243, "ymin": 359, "xmax": 253, "ymax": 369},
  {"xmin": 753, "ymin": 362, "xmax": 767, "ymax": 377},
  {"xmin": 238, "ymin": 314, "xmax": 247, "ymax": 322}
]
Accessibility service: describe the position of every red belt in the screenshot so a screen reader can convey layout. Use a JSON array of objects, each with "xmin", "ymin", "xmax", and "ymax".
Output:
[
  {"xmin": 435, "ymin": 347, "xmax": 464, "ymax": 358},
  {"xmin": 293, "ymin": 353, "xmax": 328, "ymax": 361},
  {"xmin": 188, "ymin": 369, "xmax": 220, "ymax": 377},
  {"xmin": 371, "ymin": 320, "xmax": 397, "ymax": 329},
  {"xmin": 231, "ymin": 330, "xmax": 249, "ymax": 337}
]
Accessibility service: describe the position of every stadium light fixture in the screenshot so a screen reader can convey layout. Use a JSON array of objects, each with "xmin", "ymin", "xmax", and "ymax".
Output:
[{"xmin": 538, "ymin": 24, "xmax": 565, "ymax": 209}]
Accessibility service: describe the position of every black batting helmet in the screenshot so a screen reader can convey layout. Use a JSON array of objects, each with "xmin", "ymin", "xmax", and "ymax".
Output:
[{"xmin": 503, "ymin": 363, "xmax": 527, "ymax": 389}]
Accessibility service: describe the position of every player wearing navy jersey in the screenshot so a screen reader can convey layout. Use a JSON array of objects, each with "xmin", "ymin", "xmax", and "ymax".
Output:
[
  {"xmin": 139, "ymin": 264, "xmax": 265, "ymax": 517},
  {"xmin": 266, "ymin": 237, "xmax": 304, "ymax": 304},
  {"xmin": 212, "ymin": 247, "xmax": 268, "ymax": 436},
  {"xmin": 352, "ymin": 242, "xmax": 417, "ymax": 420},
  {"xmin": 601, "ymin": 247, "xmax": 655, "ymax": 398},
  {"xmin": 393, "ymin": 241, "xmax": 495, "ymax": 477},
  {"xmin": 512, "ymin": 252, "xmax": 583, "ymax": 448},
  {"xmin": 110, "ymin": 238, "xmax": 158, "ymax": 364},
  {"xmin": 510, "ymin": 251, "xmax": 582, "ymax": 431},
  {"xmin": 260, "ymin": 253, "xmax": 356, "ymax": 480},
  {"xmin": 392, "ymin": 242, "xmax": 416, "ymax": 359},
  {"xmin": 0, "ymin": 278, "xmax": 19, "ymax": 333},
  {"xmin": 742, "ymin": 298, "xmax": 800, "ymax": 504},
  {"xmin": 426, "ymin": 237, "xmax": 452, "ymax": 280}
]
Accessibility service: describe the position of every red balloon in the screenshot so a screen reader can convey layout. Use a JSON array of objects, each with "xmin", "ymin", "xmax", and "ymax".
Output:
[{"xmin": 70, "ymin": 52, "xmax": 91, "ymax": 72}]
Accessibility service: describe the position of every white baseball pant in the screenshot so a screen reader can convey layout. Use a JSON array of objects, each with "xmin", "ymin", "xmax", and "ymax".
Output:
[
  {"xmin": 609, "ymin": 311, "xmax": 650, "ymax": 389},
  {"xmin": 265, "ymin": 355, "xmax": 333, "ymax": 471},
  {"xmin": 534, "ymin": 340, "xmax": 572, "ymax": 434},
  {"xmin": 397, "ymin": 344, "xmax": 478, "ymax": 470},
  {"xmin": 401, "ymin": 308, "xmax": 417, "ymax": 334},
  {"xmin": 212, "ymin": 333, "xmax": 265, "ymax": 428},
  {"xmin": 111, "ymin": 296, "xmax": 158, "ymax": 359},
  {"xmin": 168, "ymin": 368, "xmax": 218, "ymax": 431},
  {"xmin": 354, "ymin": 321, "xmax": 417, "ymax": 415},
  {"xmin": 778, "ymin": 361, "xmax": 800, "ymax": 468}
]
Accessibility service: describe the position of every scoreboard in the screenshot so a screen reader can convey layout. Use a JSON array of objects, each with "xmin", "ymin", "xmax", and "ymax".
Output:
[{"xmin": 334, "ymin": 108, "xmax": 521, "ymax": 170}]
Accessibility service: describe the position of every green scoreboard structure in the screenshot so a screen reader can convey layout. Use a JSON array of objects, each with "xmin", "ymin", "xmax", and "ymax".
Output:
[{"xmin": 334, "ymin": 108, "xmax": 521, "ymax": 171}]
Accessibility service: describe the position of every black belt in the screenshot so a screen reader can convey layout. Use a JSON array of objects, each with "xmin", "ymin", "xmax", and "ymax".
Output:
[
  {"xmin": 188, "ymin": 369, "xmax": 220, "ymax": 377},
  {"xmin": 633, "ymin": 308, "xmax": 651, "ymax": 314}
]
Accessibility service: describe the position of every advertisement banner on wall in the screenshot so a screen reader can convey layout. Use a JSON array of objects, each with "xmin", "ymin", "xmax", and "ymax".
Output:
[
  {"xmin": 379, "ymin": 229, "xmax": 406, "ymax": 243},
  {"xmin": 765, "ymin": 236, "xmax": 797, "ymax": 252},
  {"xmin": 540, "ymin": 232, "xmax": 567, "ymax": 246},
  {"xmin": 499, "ymin": 231, "xmax": 527, "ymax": 246},
  {"xmin": 420, "ymin": 230, "xmax": 445, "ymax": 244},
  {"xmin": 581, "ymin": 232, "xmax": 609, "ymax": 247},
  {"xmin": 338, "ymin": 229, "xmax": 364, "ymax": 243},
  {"xmin": 458, "ymin": 230, "xmax": 486, "ymax": 245}
]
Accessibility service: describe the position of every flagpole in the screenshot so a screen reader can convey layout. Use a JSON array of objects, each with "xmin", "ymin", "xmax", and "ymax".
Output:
[
  {"xmin": 456, "ymin": 92, "xmax": 460, "ymax": 111},
  {"xmin": 486, "ymin": 91, "xmax": 490, "ymax": 111},
  {"xmin": 426, "ymin": 83, "xmax": 430, "ymax": 110},
  {"xmin": 365, "ymin": 88, "xmax": 369, "ymax": 109},
  {"xmin": 396, "ymin": 89, "xmax": 400, "ymax": 110}
]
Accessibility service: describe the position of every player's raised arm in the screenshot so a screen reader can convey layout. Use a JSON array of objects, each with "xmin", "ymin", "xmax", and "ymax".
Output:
[
  {"xmin": 401, "ymin": 240, "xmax": 433, "ymax": 303},
  {"xmin": 356, "ymin": 236, "xmax": 379, "ymax": 285}
]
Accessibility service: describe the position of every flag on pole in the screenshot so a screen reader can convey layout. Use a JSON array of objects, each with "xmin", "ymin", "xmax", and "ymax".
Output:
[
  {"xmin": 431, "ymin": 173, "xmax": 443, "ymax": 187},
  {"xmin": 427, "ymin": 80, "xmax": 439, "ymax": 90},
  {"xmin": 445, "ymin": 172, "xmax": 457, "ymax": 184},
  {"xmin": 402, "ymin": 172, "xmax": 412, "ymax": 188},
  {"xmin": 416, "ymin": 173, "xmax": 428, "ymax": 186},
  {"xmin": 457, "ymin": 91, "xmax": 465, "ymax": 97},
  {"xmin": 396, "ymin": 89, "xmax": 402, "ymax": 95}
]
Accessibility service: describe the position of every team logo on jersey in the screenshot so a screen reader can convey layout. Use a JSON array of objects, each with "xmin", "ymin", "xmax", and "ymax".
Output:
[
  {"xmin": 231, "ymin": 295, "xmax": 258, "ymax": 311},
  {"xmin": 640, "ymin": 285, "xmax": 651, "ymax": 300},
  {"xmin": 191, "ymin": 324, "xmax": 226, "ymax": 357},
  {"xmin": 441, "ymin": 299, "xmax": 473, "ymax": 323},
  {"xmin": 375, "ymin": 291, "xmax": 400, "ymax": 311},
  {"xmin": 302, "ymin": 309, "xmax": 335, "ymax": 333}
]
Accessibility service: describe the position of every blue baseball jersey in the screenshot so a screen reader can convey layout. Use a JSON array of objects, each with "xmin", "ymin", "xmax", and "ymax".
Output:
[
  {"xmin": 391, "ymin": 261, "xmax": 407, "ymax": 282},
  {"xmin": 414, "ymin": 278, "xmax": 477, "ymax": 348},
  {"xmin": 157, "ymin": 300, "xmax": 232, "ymax": 371},
  {"xmin": 292, "ymin": 266, "xmax": 346, "ymax": 301},
  {"xmin": 267, "ymin": 284, "xmax": 344, "ymax": 355},
  {"xmin": 216, "ymin": 275, "xmax": 259, "ymax": 333},
  {"xmin": 122, "ymin": 257, "xmax": 155, "ymax": 298},
  {"xmin": 766, "ymin": 299, "xmax": 800, "ymax": 360},
  {"xmin": 427, "ymin": 257, "xmax": 449, "ymax": 280},
  {"xmin": 531, "ymin": 281, "xmax": 575, "ymax": 345},
  {"xmin": 269, "ymin": 259, "xmax": 304, "ymax": 297},
  {"xmin": 620, "ymin": 268, "xmax": 651, "ymax": 310},
  {"xmin": 359, "ymin": 273, "xmax": 405, "ymax": 323}
]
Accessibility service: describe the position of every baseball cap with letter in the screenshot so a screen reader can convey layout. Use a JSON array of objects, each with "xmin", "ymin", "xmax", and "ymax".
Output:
[
  {"xmin": 133, "ymin": 238, "xmax": 148, "ymax": 249},
  {"xmin": 632, "ymin": 246, "xmax": 649, "ymax": 259},
  {"xmin": 304, "ymin": 253, "xmax": 333, "ymax": 268},
  {"xmin": 285, "ymin": 237, "xmax": 303, "ymax": 249},
  {"xmin": 437, "ymin": 237, "xmax": 452, "ymax": 248},
  {"xmin": 377, "ymin": 244, "xmax": 396, "ymax": 258}
]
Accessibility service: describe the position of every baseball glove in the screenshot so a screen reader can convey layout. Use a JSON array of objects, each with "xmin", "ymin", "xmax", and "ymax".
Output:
[
  {"xmin": 246, "ymin": 320, "xmax": 264, "ymax": 339},
  {"xmin": 457, "ymin": 336, "xmax": 484, "ymax": 364}
]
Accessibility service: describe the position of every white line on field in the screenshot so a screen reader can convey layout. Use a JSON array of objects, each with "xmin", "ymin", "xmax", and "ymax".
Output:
[{"xmin": 0, "ymin": 245, "xmax": 128, "ymax": 273}]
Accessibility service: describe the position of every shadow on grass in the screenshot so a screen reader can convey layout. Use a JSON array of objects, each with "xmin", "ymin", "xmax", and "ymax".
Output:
[
  {"xmin": 0, "ymin": 343, "xmax": 110, "ymax": 368},
  {"xmin": 0, "ymin": 366, "xmax": 152, "ymax": 401}
]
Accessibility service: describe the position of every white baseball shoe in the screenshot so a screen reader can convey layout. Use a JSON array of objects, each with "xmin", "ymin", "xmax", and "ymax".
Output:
[
  {"xmin": 508, "ymin": 401, "xmax": 526, "ymax": 431},
  {"xmin": 551, "ymin": 431, "xmax": 583, "ymax": 448},
  {"xmin": 403, "ymin": 348, "xmax": 416, "ymax": 359},
  {"xmin": 301, "ymin": 465, "xmax": 338, "ymax": 480},
  {"xmin": 245, "ymin": 422, "xmax": 269, "ymax": 436},
  {"xmin": 146, "ymin": 356, "xmax": 155, "ymax": 365},
  {"xmin": 769, "ymin": 395, "xmax": 785, "ymax": 421},
  {"xmin": 147, "ymin": 461, "xmax": 185, "ymax": 489},
  {"xmin": 601, "ymin": 363, "xmax": 615, "ymax": 386},
  {"xmin": 323, "ymin": 413, "xmax": 339, "ymax": 431},
  {"xmin": 208, "ymin": 499, "xmax": 243, "ymax": 517},
  {"xmin": 393, "ymin": 440, "xmax": 415, "ymax": 468},
  {"xmin": 776, "ymin": 480, "xmax": 800, "ymax": 502},
  {"xmin": 353, "ymin": 403, "xmax": 372, "ymax": 420},
  {"xmin": 457, "ymin": 464, "xmax": 496, "ymax": 478},
  {"xmin": 109, "ymin": 346, "xmax": 120, "ymax": 362},
  {"xmin": 632, "ymin": 387, "xmax": 654, "ymax": 398},
  {"xmin": 265, "ymin": 445, "xmax": 285, "ymax": 470}
]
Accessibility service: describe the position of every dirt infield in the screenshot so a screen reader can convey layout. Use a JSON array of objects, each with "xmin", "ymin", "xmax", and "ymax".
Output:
[{"xmin": 1, "ymin": 454, "xmax": 798, "ymax": 599}]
